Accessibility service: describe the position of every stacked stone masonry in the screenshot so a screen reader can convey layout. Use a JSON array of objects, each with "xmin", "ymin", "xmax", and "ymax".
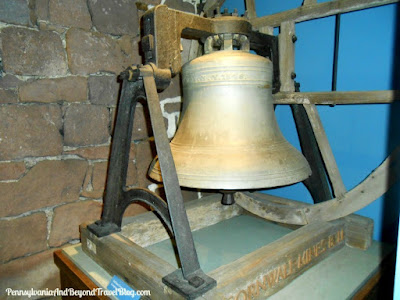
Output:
[{"xmin": 0, "ymin": 0, "xmax": 200, "ymax": 297}]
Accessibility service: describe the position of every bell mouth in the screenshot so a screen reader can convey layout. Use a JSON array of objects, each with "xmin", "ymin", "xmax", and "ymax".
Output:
[{"xmin": 148, "ymin": 142, "xmax": 311, "ymax": 190}]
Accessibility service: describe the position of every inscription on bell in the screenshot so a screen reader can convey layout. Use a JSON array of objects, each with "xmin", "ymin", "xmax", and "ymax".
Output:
[{"xmin": 183, "ymin": 71, "xmax": 270, "ymax": 84}]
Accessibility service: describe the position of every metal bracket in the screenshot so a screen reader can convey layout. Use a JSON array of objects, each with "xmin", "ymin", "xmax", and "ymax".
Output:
[
  {"xmin": 162, "ymin": 269, "xmax": 217, "ymax": 300},
  {"xmin": 88, "ymin": 64, "xmax": 216, "ymax": 298}
]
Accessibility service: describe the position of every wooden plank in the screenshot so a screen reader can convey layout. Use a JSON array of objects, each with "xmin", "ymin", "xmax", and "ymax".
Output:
[
  {"xmin": 54, "ymin": 250, "xmax": 109, "ymax": 300},
  {"xmin": 203, "ymin": 0, "xmax": 225, "ymax": 16},
  {"xmin": 121, "ymin": 194, "xmax": 243, "ymax": 247},
  {"xmin": 81, "ymin": 227, "xmax": 185, "ymax": 299},
  {"xmin": 344, "ymin": 214, "xmax": 373, "ymax": 250},
  {"xmin": 252, "ymin": 0, "xmax": 399, "ymax": 28},
  {"xmin": 239, "ymin": 192, "xmax": 309, "ymax": 208},
  {"xmin": 303, "ymin": 0, "xmax": 317, "ymax": 6},
  {"xmin": 204, "ymin": 220, "xmax": 346, "ymax": 299},
  {"xmin": 273, "ymin": 90, "xmax": 400, "ymax": 105},
  {"xmin": 291, "ymin": 104, "xmax": 333, "ymax": 203},
  {"xmin": 235, "ymin": 192, "xmax": 308, "ymax": 224},
  {"xmin": 245, "ymin": 0, "xmax": 257, "ymax": 18},
  {"xmin": 278, "ymin": 18, "xmax": 334, "ymax": 203},
  {"xmin": 235, "ymin": 192, "xmax": 374, "ymax": 250},
  {"xmin": 303, "ymin": 103, "xmax": 347, "ymax": 198},
  {"xmin": 258, "ymin": 26, "xmax": 274, "ymax": 35},
  {"xmin": 278, "ymin": 21, "xmax": 296, "ymax": 92}
]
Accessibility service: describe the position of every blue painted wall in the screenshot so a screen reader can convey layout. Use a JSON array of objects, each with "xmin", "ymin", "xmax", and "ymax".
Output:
[{"xmin": 224, "ymin": 0, "xmax": 399, "ymax": 242}]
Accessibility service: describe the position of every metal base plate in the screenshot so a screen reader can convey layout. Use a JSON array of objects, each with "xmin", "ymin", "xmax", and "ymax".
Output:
[
  {"xmin": 87, "ymin": 221, "xmax": 120, "ymax": 237},
  {"xmin": 162, "ymin": 269, "xmax": 217, "ymax": 299}
]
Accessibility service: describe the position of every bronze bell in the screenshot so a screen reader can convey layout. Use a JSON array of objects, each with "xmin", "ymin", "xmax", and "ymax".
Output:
[{"xmin": 149, "ymin": 50, "xmax": 311, "ymax": 190}]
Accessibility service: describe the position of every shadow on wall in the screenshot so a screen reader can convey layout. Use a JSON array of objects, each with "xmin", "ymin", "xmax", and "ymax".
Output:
[
  {"xmin": 380, "ymin": 4, "xmax": 400, "ymax": 299},
  {"xmin": 382, "ymin": 3, "xmax": 400, "ymax": 244}
]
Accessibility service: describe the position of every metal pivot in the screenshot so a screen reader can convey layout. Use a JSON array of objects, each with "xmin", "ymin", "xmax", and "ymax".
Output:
[{"xmin": 88, "ymin": 64, "xmax": 216, "ymax": 299}]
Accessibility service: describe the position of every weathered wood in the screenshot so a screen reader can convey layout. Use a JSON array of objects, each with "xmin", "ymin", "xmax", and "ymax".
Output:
[
  {"xmin": 235, "ymin": 192, "xmax": 373, "ymax": 250},
  {"xmin": 303, "ymin": 0, "xmax": 317, "ymax": 6},
  {"xmin": 82, "ymin": 204, "xmax": 347, "ymax": 299},
  {"xmin": 81, "ymin": 227, "xmax": 185, "ymax": 299},
  {"xmin": 252, "ymin": 0, "xmax": 400, "ymax": 28},
  {"xmin": 54, "ymin": 250, "xmax": 109, "ymax": 300},
  {"xmin": 235, "ymin": 192, "xmax": 308, "ymax": 224},
  {"xmin": 234, "ymin": 146, "xmax": 400, "ymax": 225},
  {"xmin": 204, "ymin": 220, "xmax": 345, "ymax": 299},
  {"xmin": 258, "ymin": 26, "xmax": 274, "ymax": 35},
  {"xmin": 305, "ymin": 146, "xmax": 400, "ymax": 222},
  {"xmin": 243, "ymin": 192, "xmax": 309, "ymax": 208},
  {"xmin": 273, "ymin": 90, "xmax": 400, "ymax": 105},
  {"xmin": 291, "ymin": 104, "xmax": 333, "ymax": 203},
  {"xmin": 344, "ymin": 214, "xmax": 373, "ymax": 250},
  {"xmin": 203, "ymin": 0, "xmax": 225, "ymax": 16},
  {"xmin": 188, "ymin": 39, "xmax": 201, "ymax": 61},
  {"xmin": 278, "ymin": 21, "xmax": 296, "ymax": 92},
  {"xmin": 304, "ymin": 103, "xmax": 347, "ymax": 198},
  {"xmin": 121, "ymin": 194, "xmax": 242, "ymax": 247},
  {"xmin": 245, "ymin": 0, "xmax": 257, "ymax": 19},
  {"xmin": 278, "ymin": 18, "xmax": 333, "ymax": 203}
]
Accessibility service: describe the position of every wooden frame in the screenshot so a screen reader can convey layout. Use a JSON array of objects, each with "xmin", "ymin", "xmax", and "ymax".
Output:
[
  {"xmin": 80, "ymin": 194, "xmax": 373, "ymax": 299},
  {"xmin": 251, "ymin": 0, "xmax": 400, "ymax": 28},
  {"xmin": 229, "ymin": 0, "xmax": 400, "ymax": 224},
  {"xmin": 79, "ymin": 1, "xmax": 399, "ymax": 298},
  {"xmin": 273, "ymin": 90, "xmax": 400, "ymax": 105}
]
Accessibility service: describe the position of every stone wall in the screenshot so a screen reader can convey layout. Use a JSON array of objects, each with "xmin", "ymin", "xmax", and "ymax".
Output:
[{"xmin": 0, "ymin": 0, "xmax": 199, "ymax": 296}]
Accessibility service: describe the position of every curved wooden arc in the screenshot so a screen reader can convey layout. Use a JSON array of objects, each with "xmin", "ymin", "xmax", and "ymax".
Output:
[{"xmin": 235, "ymin": 146, "xmax": 400, "ymax": 225}]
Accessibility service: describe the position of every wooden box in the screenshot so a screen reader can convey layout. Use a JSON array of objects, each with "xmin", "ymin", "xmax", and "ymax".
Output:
[{"xmin": 80, "ymin": 193, "xmax": 373, "ymax": 299}]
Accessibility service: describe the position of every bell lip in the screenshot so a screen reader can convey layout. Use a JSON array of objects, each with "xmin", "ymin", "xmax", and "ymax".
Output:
[{"xmin": 148, "ymin": 158, "xmax": 311, "ymax": 190}]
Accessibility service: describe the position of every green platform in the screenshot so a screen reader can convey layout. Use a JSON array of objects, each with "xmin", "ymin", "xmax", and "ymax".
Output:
[
  {"xmin": 64, "ymin": 215, "xmax": 394, "ymax": 299},
  {"xmin": 145, "ymin": 215, "xmax": 292, "ymax": 273}
]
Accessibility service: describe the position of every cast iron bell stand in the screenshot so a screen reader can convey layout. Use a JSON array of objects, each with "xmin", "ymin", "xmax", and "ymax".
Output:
[{"xmin": 87, "ymin": 64, "xmax": 216, "ymax": 299}]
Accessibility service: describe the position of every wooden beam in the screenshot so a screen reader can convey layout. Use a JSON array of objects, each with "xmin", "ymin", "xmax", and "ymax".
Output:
[
  {"xmin": 203, "ymin": 0, "xmax": 226, "ymax": 16},
  {"xmin": 273, "ymin": 90, "xmax": 400, "ymax": 105},
  {"xmin": 54, "ymin": 250, "xmax": 110, "ymax": 300},
  {"xmin": 303, "ymin": 0, "xmax": 318, "ymax": 6},
  {"xmin": 252, "ymin": 0, "xmax": 399, "ymax": 28},
  {"xmin": 304, "ymin": 103, "xmax": 347, "ymax": 198},
  {"xmin": 291, "ymin": 105, "xmax": 333, "ymax": 203},
  {"xmin": 81, "ymin": 227, "xmax": 185, "ymax": 299},
  {"xmin": 245, "ymin": 0, "xmax": 257, "ymax": 19},
  {"xmin": 121, "ymin": 194, "xmax": 242, "ymax": 247},
  {"xmin": 258, "ymin": 26, "xmax": 274, "ymax": 35},
  {"xmin": 234, "ymin": 192, "xmax": 374, "ymax": 250},
  {"xmin": 207, "ymin": 220, "xmax": 345, "ymax": 299},
  {"xmin": 279, "ymin": 21, "xmax": 296, "ymax": 92}
]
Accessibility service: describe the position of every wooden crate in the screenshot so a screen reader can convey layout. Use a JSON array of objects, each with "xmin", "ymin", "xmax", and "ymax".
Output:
[{"xmin": 80, "ymin": 193, "xmax": 372, "ymax": 299}]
